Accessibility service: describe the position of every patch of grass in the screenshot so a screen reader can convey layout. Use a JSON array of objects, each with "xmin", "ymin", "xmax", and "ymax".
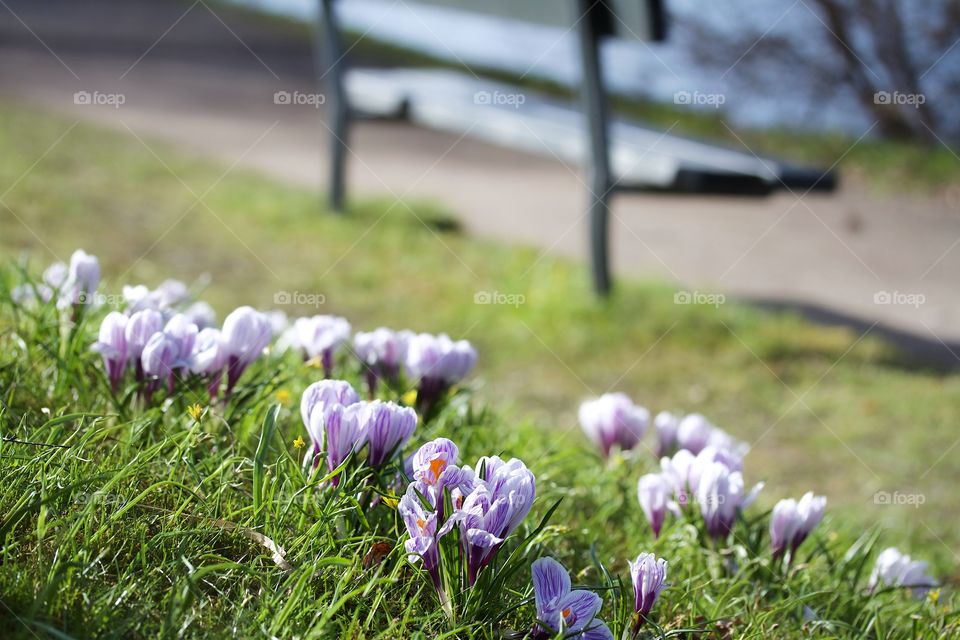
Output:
[{"xmin": 0, "ymin": 102, "xmax": 958, "ymax": 637}]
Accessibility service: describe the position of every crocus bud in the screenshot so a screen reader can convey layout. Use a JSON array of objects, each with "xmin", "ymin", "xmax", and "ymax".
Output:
[
  {"xmin": 353, "ymin": 327, "xmax": 411, "ymax": 393},
  {"xmin": 164, "ymin": 314, "xmax": 199, "ymax": 364},
  {"xmin": 770, "ymin": 492, "xmax": 826, "ymax": 558},
  {"xmin": 183, "ymin": 301, "xmax": 216, "ymax": 329},
  {"xmin": 62, "ymin": 249, "xmax": 100, "ymax": 308},
  {"xmin": 221, "ymin": 306, "xmax": 272, "ymax": 391},
  {"xmin": 354, "ymin": 400, "xmax": 417, "ymax": 467},
  {"xmin": 294, "ymin": 315, "xmax": 351, "ymax": 376},
  {"xmin": 676, "ymin": 413, "xmax": 713, "ymax": 454},
  {"xmin": 578, "ymin": 393, "xmax": 649, "ymax": 458},
  {"xmin": 695, "ymin": 462, "xmax": 744, "ymax": 539},
  {"xmin": 125, "ymin": 309, "xmax": 164, "ymax": 366},
  {"xmin": 630, "ymin": 552, "xmax": 668, "ymax": 626},
  {"xmin": 638, "ymin": 473, "xmax": 671, "ymax": 538},
  {"xmin": 141, "ymin": 331, "xmax": 179, "ymax": 393},
  {"xmin": 92, "ymin": 311, "xmax": 128, "ymax": 391},
  {"xmin": 300, "ymin": 379, "xmax": 360, "ymax": 444},
  {"xmin": 310, "ymin": 403, "xmax": 363, "ymax": 481},
  {"xmin": 869, "ymin": 547, "xmax": 936, "ymax": 597},
  {"xmin": 654, "ymin": 411, "xmax": 679, "ymax": 457},
  {"xmin": 404, "ymin": 333, "xmax": 477, "ymax": 411},
  {"xmin": 190, "ymin": 327, "xmax": 225, "ymax": 399}
]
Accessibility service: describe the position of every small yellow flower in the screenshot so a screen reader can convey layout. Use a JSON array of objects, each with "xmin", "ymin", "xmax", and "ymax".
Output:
[
  {"xmin": 382, "ymin": 491, "xmax": 399, "ymax": 509},
  {"xmin": 293, "ymin": 436, "xmax": 305, "ymax": 450},
  {"xmin": 928, "ymin": 588, "xmax": 941, "ymax": 605},
  {"xmin": 401, "ymin": 389, "xmax": 418, "ymax": 406},
  {"xmin": 187, "ymin": 403, "xmax": 204, "ymax": 422},
  {"xmin": 306, "ymin": 355, "xmax": 323, "ymax": 369},
  {"xmin": 276, "ymin": 389, "xmax": 291, "ymax": 405}
]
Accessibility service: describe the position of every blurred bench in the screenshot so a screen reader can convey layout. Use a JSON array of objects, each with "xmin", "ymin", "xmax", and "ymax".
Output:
[{"xmin": 314, "ymin": 0, "xmax": 834, "ymax": 294}]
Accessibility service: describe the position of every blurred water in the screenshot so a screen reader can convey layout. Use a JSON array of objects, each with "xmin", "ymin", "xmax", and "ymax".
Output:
[{"xmin": 229, "ymin": 0, "xmax": 876, "ymax": 135}]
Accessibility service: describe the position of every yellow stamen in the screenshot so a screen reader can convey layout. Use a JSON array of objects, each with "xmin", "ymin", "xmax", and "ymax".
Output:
[
  {"xmin": 429, "ymin": 458, "xmax": 446, "ymax": 482},
  {"xmin": 416, "ymin": 518, "xmax": 426, "ymax": 531},
  {"xmin": 562, "ymin": 608, "xmax": 571, "ymax": 619}
]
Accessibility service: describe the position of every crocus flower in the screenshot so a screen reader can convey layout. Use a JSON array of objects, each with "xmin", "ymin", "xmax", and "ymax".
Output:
[
  {"xmin": 221, "ymin": 306, "xmax": 272, "ymax": 391},
  {"xmin": 676, "ymin": 413, "xmax": 713, "ymax": 454},
  {"xmin": 404, "ymin": 333, "xmax": 477, "ymax": 411},
  {"xmin": 125, "ymin": 309, "xmax": 163, "ymax": 380},
  {"xmin": 409, "ymin": 438, "xmax": 476, "ymax": 515},
  {"xmin": 578, "ymin": 393, "xmax": 649, "ymax": 458},
  {"xmin": 638, "ymin": 473, "xmax": 672, "ymax": 538},
  {"xmin": 43, "ymin": 261, "xmax": 68, "ymax": 291},
  {"xmin": 399, "ymin": 482, "xmax": 441, "ymax": 578},
  {"xmin": 654, "ymin": 411, "xmax": 679, "ymax": 457},
  {"xmin": 869, "ymin": 547, "xmax": 936, "ymax": 596},
  {"xmin": 353, "ymin": 327, "xmax": 411, "ymax": 393},
  {"xmin": 183, "ymin": 301, "xmax": 216, "ymax": 329},
  {"xmin": 163, "ymin": 314, "xmax": 199, "ymax": 379},
  {"xmin": 353, "ymin": 400, "xmax": 417, "ymax": 467},
  {"xmin": 295, "ymin": 315, "xmax": 351, "ymax": 377},
  {"xmin": 695, "ymin": 461, "xmax": 746, "ymax": 539},
  {"xmin": 440, "ymin": 455, "xmax": 535, "ymax": 584},
  {"xmin": 190, "ymin": 327, "xmax": 226, "ymax": 398},
  {"xmin": 91, "ymin": 311, "xmax": 128, "ymax": 391},
  {"xmin": 60, "ymin": 249, "xmax": 100, "ymax": 309},
  {"xmin": 659, "ymin": 449, "xmax": 697, "ymax": 507},
  {"xmin": 530, "ymin": 557, "xmax": 612, "ymax": 640},
  {"xmin": 309, "ymin": 403, "xmax": 363, "ymax": 482},
  {"xmin": 769, "ymin": 492, "xmax": 826, "ymax": 558},
  {"xmin": 141, "ymin": 331, "xmax": 180, "ymax": 394},
  {"xmin": 630, "ymin": 552, "xmax": 668, "ymax": 628},
  {"xmin": 300, "ymin": 380, "xmax": 360, "ymax": 466}
]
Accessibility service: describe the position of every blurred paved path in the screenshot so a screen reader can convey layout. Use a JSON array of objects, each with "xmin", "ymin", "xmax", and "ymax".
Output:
[{"xmin": 2, "ymin": 0, "xmax": 959, "ymax": 354}]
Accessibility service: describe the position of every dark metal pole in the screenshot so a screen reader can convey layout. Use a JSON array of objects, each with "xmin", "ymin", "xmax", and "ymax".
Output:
[
  {"xmin": 576, "ymin": 0, "xmax": 612, "ymax": 295},
  {"xmin": 317, "ymin": 0, "xmax": 348, "ymax": 213}
]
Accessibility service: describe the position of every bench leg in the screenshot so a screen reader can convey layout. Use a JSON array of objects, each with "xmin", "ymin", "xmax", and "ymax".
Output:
[
  {"xmin": 317, "ymin": 0, "xmax": 348, "ymax": 213},
  {"xmin": 576, "ymin": 0, "xmax": 613, "ymax": 295}
]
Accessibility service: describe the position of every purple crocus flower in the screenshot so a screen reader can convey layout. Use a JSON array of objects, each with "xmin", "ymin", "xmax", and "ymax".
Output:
[
  {"xmin": 404, "ymin": 333, "xmax": 477, "ymax": 411},
  {"xmin": 399, "ymin": 482, "xmax": 441, "ymax": 581},
  {"xmin": 189, "ymin": 327, "xmax": 226, "ymax": 398},
  {"xmin": 409, "ymin": 438, "xmax": 476, "ymax": 516},
  {"xmin": 578, "ymin": 393, "xmax": 650, "ymax": 458},
  {"xmin": 530, "ymin": 557, "xmax": 612, "ymax": 639},
  {"xmin": 125, "ymin": 309, "xmax": 163, "ymax": 382},
  {"xmin": 676, "ymin": 413, "xmax": 713, "ymax": 454},
  {"xmin": 353, "ymin": 400, "xmax": 417, "ymax": 467},
  {"xmin": 770, "ymin": 492, "xmax": 826, "ymax": 559},
  {"xmin": 300, "ymin": 380, "xmax": 360, "ymax": 465},
  {"xmin": 163, "ymin": 314, "xmax": 199, "ymax": 381},
  {"xmin": 694, "ymin": 462, "xmax": 745, "ymax": 539},
  {"xmin": 309, "ymin": 403, "xmax": 363, "ymax": 483},
  {"xmin": 294, "ymin": 315, "xmax": 351, "ymax": 377},
  {"xmin": 654, "ymin": 411, "xmax": 680, "ymax": 457},
  {"xmin": 59, "ymin": 249, "xmax": 100, "ymax": 309},
  {"xmin": 659, "ymin": 449, "xmax": 697, "ymax": 508},
  {"xmin": 353, "ymin": 327, "xmax": 411, "ymax": 394},
  {"xmin": 440, "ymin": 455, "xmax": 535, "ymax": 584},
  {"xmin": 91, "ymin": 311, "xmax": 128, "ymax": 391},
  {"xmin": 638, "ymin": 473, "xmax": 672, "ymax": 539},
  {"xmin": 221, "ymin": 306, "xmax": 272, "ymax": 392},
  {"xmin": 141, "ymin": 330, "xmax": 179, "ymax": 395},
  {"xmin": 868, "ymin": 547, "xmax": 936, "ymax": 597},
  {"xmin": 630, "ymin": 552, "xmax": 668, "ymax": 628}
]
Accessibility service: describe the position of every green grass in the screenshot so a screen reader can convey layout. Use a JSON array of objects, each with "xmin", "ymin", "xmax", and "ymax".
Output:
[{"xmin": 0, "ymin": 103, "xmax": 958, "ymax": 637}]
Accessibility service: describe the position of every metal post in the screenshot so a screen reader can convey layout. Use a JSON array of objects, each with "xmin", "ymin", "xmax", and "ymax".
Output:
[
  {"xmin": 576, "ymin": 0, "xmax": 613, "ymax": 295},
  {"xmin": 317, "ymin": 0, "xmax": 348, "ymax": 213}
]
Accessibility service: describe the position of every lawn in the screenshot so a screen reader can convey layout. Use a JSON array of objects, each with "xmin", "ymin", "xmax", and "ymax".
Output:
[{"xmin": 0, "ymin": 103, "xmax": 958, "ymax": 638}]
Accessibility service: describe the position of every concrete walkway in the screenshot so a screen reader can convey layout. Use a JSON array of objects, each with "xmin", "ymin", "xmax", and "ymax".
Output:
[{"xmin": 2, "ymin": 0, "xmax": 959, "ymax": 354}]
